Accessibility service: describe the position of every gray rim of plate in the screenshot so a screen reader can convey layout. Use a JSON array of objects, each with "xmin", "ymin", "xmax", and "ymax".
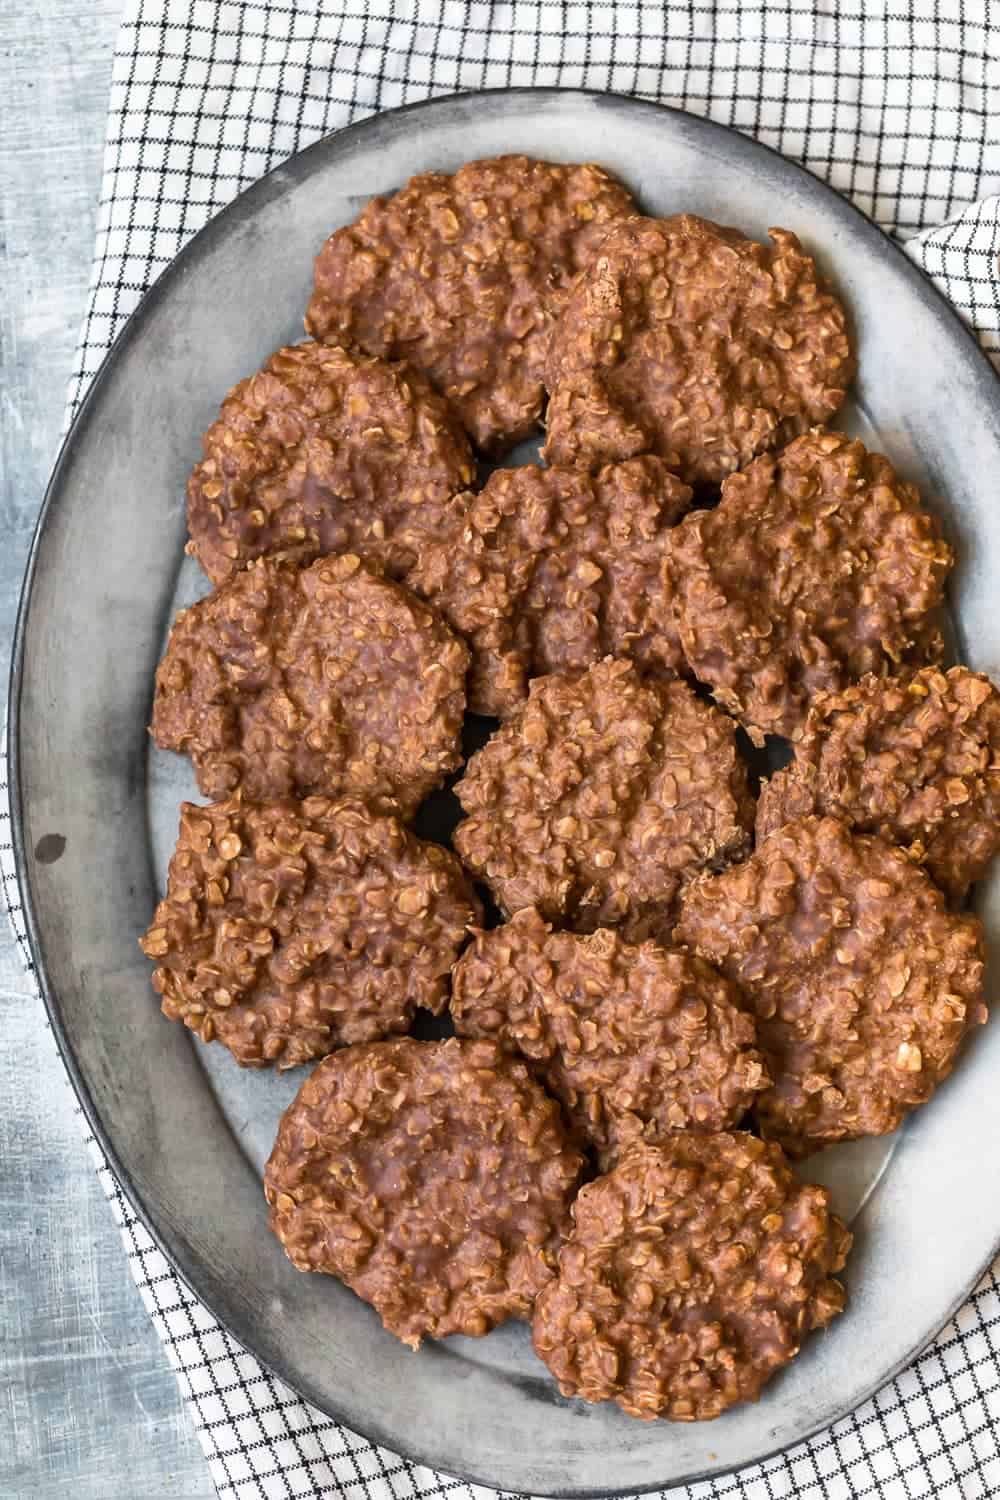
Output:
[{"xmin": 10, "ymin": 88, "xmax": 1000, "ymax": 1497}]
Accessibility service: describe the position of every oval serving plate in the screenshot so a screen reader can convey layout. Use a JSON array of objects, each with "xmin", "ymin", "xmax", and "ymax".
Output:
[{"xmin": 11, "ymin": 89, "xmax": 1000, "ymax": 1497}]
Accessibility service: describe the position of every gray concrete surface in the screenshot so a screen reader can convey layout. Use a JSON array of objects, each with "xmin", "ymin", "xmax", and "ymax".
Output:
[{"xmin": 0, "ymin": 3, "xmax": 215, "ymax": 1495}]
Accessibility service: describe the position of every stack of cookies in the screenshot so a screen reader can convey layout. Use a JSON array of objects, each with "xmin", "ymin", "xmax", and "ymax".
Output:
[{"xmin": 141, "ymin": 155, "xmax": 997, "ymax": 1423}]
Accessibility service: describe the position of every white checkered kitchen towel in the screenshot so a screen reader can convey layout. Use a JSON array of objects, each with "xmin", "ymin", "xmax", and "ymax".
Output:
[{"xmin": 4, "ymin": 3, "xmax": 1000, "ymax": 1497}]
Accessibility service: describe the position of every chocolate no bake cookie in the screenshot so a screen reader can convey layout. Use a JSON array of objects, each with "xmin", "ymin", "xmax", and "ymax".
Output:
[
  {"xmin": 454, "ymin": 658, "xmax": 754, "ymax": 935},
  {"xmin": 756, "ymin": 666, "xmax": 1000, "ymax": 901},
  {"xmin": 151, "ymin": 553, "xmax": 468, "ymax": 818},
  {"xmin": 532, "ymin": 1136, "xmax": 851, "ymax": 1420},
  {"xmin": 186, "ymin": 341, "xmax": 475, "ymax": 586},
  {"xmin": 140, "ymin": 796, "xmax": 479, "ymax": 1068},
  {"xmin": 543, "ymin": 214, "xmax": 854, "ymax": 484},
  {"xmin": 451, "ymin": 907, "xmax": 767, "ymax": 1165},
  {"xmin": 668, "ymin": 430, "xmax": 953, "ymax": 742},
  {"xmin": 675, "ymin": 815, "xmax": 987, "ymax": 1156},
  {"xmin": 265, "ymin": 1037, "xmax": 585, "ymax": 1346},
  {"xmin": 305, "ymin": 155, "xmax": 637, "ymax": 453},
  {"xmin": 408, "ymin": 456, "xmax": 693, "ymax": 716}
]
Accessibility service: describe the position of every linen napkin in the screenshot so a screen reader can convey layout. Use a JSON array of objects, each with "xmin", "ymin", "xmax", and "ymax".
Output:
[{"xmin": 4, "ymin": 4, "xmax": 1000, "ymax": 1498}]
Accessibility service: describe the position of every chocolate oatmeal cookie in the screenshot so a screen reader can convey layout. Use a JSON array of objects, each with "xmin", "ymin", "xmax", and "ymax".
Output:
[
  {"xmin": 186, "ymin": 341, "xmax": 475, "ymax": 586},
  {"xmin": 408, "ymin": 456, "xmax": 693, "ymax": 716},
  {"xmin": 756, "ymin": 666, "xmax": 1000, "ymax": 901},
  {"xmin": 668, "ymin": 430, "xmax": 953, "ymax": 743},
  {"xmin": 543, "ymin": 214, "xmax": 854, "ymax": 484},
  {"xmin": 151, "ymin": 553, "xmax": 467, "ymax": 817},
  {"xmin": 451, "ymin": 907, "xmax": 767, "ymax": 1165},
  {"xmin": 532, "ymin": 1136, "xmax": 851, "ymax": 1421},
  {"xmin": 305, "ymin": 156, "xmax": 637, "ymax": 454},
  {"xmin": 265, "ymin": 1037, "xmax": 585, "ymax": 1347},
  {"xmin": 675, "ymin": 815, "xmax": 987, "ymax": 1157},
  {"xmin": 141, "ymin": 797, "xmax": 479, "ymax": 1068},
  {"xmin": 453, "ymin": 658, "xmax": 754, "ymax": 935}
]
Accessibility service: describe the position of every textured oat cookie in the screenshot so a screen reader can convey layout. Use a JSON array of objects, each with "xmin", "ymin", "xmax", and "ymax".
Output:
[
  {"xmin": 186, "ymin": 341, "xmax": 475, "ymax": 586},
  {"xmin": 140, "ymin": 797, "xmax": 479, "ymax": 1069},
  {"xmin": 451, "ymin": 907, "xmax": 768, "ymax": 1165},
  {"xmin": 668, "ymin": 430, "xmax": 953, "ymax": 743},
  {"xmin": 408, "ymin": 456, "xmax": 693, "ymax": 716},
  {"xmin": 151, "ymin": 553, "xmax": 467, "ymax": 818},
  {"xmin": 675, "ymin": 815, "xmax": 987, "ymax": 1156},
  {"xmin": 265, "ymin": 1037, "xmax": 585, "ymax": 1347},
  {"xmin": 532, "ymin": 1136, "xmax": 850, "ymax": 1421},
  {"xmin": 305, "ymin": 156, "xmax": 637, "ymax": 454},
  {"xmin": 757, "ymin": 666, "xmax": 1000, "ymax": 901},
  {"xmin": 454, "ymin": 658, "xmax": 754, "ymax": 935},
  {"xmin": 543, "ymin": 214, "xmax": 854, "ymax": 484}
]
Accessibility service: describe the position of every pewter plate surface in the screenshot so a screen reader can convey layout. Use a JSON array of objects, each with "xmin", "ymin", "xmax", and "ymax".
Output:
[{"xmin": 11, "ymin": 90, "xmax": 1000, "ymax": 1495}]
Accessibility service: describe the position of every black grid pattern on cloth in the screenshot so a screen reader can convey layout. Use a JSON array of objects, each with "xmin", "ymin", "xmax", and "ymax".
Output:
[{"xmin": 5, "ymin": 1, "xmax": 1000, "ymax": 1496}]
